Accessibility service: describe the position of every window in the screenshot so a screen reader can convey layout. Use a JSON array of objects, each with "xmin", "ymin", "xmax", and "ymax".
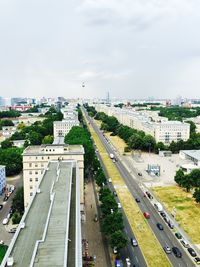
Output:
[
  {"xmin": 29, "ymin": 171, "xmax": 32, "ymax": 174},
  {"xmin": 30, "ymin": 192, "xmax": 33, "ymax": 196},
  {"xmin": 30, "ymin": 178, "xmax": 32, "ymax": 182},
  {"xmin": 35, "ymin": 171, "xmax": 38, "ymax": 174},
  {"xmin": 29, "ymin": 163, "xmax": 32, "ymax": 167},
  {"xmin": 35, "ymin": 178, "xmax": 38, "ymax": 182},
  {"xmin": 35, "ymin": 164, "xmax": 38, "ymax": 167},
  {"xmin": 30, "ymin": 186, "xmax": 33, "ymax": 189}
]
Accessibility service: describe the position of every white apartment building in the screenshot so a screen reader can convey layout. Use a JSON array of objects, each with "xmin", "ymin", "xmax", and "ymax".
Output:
[
  {"xmin": 95, "ymin": 104, "xmax": 190, "ymax": 144},
  {"xmin": 22, "ymin": 144, "xmax": 84, "ymax": 209},
  {"xmin": 0, "ymin": 165, "xmax": 6, "ymax": 194},
  {"xmin": 53, "ymin": 119, "xmax": 79, "ymax": 138}
]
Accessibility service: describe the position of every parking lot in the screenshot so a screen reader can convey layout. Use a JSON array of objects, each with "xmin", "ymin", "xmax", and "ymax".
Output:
[{"xmin": 123, "ymin": 152, "xmax": 189, "ymax": 187}]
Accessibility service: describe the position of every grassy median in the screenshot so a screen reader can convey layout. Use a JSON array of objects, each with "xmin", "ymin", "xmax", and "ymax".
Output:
[
  {"xmin": 87, "ymin": 122, "xmax": 172, "ymax": 267},
  {"xmin": 152, "ymin": 186, "xmax": 200, "ymax": 245}
]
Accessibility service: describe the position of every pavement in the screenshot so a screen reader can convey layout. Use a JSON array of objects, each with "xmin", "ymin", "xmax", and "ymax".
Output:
[{"xmin": 82, "ymin": 178, "xmax": 110, "ymax": 267}]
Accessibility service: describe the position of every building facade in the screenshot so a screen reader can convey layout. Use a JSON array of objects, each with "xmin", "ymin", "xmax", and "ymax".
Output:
[
  {"xmin": 95, "ymin": 104, "xmax": 190, "ymax": 144},
  {"xmin": 22, "ymin": 144, "xmax": 84, "ymax": 210},
  {"xmin": 53, "ymin": 120, "xmax": 79, "ymax": 138},
  {"xmin": 0, "ymin": 165, "xmax": 6, "ymax": 194}
]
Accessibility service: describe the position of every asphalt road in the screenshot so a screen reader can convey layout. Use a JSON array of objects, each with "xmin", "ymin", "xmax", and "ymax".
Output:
[{"xmin": 84, "ymin": 109, "xmax": 196, "ymax": 267}]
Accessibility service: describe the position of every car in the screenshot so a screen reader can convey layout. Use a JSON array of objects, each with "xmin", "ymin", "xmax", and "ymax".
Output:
[
  {"xmin": 113, "ymin": 191, "xmax": 117, "ymax": 197},
  {"xmin": 3, "ymin": 196, "xmax": 8, "ymax": 202},
  {"xmin": 163, "ymin": 216, "xmax": 169, "ymax": 224},
  {"xmin": 125, "ymin": 258, "xmax": 131, "ymax": 266},
  {"xmin": 180, "ymin": 239, "xmax": 190, "ymax": 248},
  {"xmin": 146, "ymin": 191, "xmax": 153, "ymax": 200},
  {"xmin": 172, "ymin": 247, "xmax": 182, "ymax": 258},
  {"xmin": 118, "ymin": 203, "xmax": 122, "ymax": 209},
  {"xmin": 157, "ymin": 223, "xmax": 164, "ymax": 230},
  {"xmin": 188, "ymin": 248, "xmax": 197, "ymax": 257},
  {"xmin": 0, "ymin": 240, "xmax": 4, "ymax": 245},
  {"xmin": 168, "ymin": 220, "xmax": 174, "ymax": 229},
  {"xmin": 175, "ymin": 232, "xmax": 182, "ymax": 239},
  {"xmin": 163, "ymin": 246, "xmax": 172, "ymax": 254},
  {"xmin": 112, "ymin": 159, "xmax": 116, "ymax": 163},
  {"xmin": 0, "ymin": 204, "xmax": 3, "ymax": 211},
  {"xmin": 194, "ymin": 257, "xmax": 200, "ymax": 264},
  {"xmin": 8, "ymin": 227, "xmax": 17, "ymax": 233},
  {"xmin": 113, "ymin": 246, "xmax": 118, "ymax": 254},
  {"xmin": 131, "ymin": 238, "xmax": 138, "ymax": 247},
  {"xmin": 135, "ymin": 198, "xmax": 140, "ymax": 203},
  {"xmin": 138, "ymin": 172, "xmax": 142, "ymax": 176},
  {"xmin": 108, "ymin": 178, "xmax": 112, "ymax": 183},
  {"xmin": 2, "ymin": 218, "xmax": 8, "ymax": 225},
  {"xmin": 143, "ymin": 212, "xmax": 150, "ymax": 219},
  {"xmin": 160, "ymin": 211, "xmax": 166, "ymax": 218}
]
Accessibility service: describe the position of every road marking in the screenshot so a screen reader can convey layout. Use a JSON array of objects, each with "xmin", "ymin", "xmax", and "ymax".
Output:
[{"xmin": 135, "ymin": 256, "xmax": 138, "ymax": 263}]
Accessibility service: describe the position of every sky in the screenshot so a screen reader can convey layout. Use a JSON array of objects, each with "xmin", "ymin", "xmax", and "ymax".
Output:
[{"xmin": 0, "ymin": 0, "xmax": 200, "ymax": 99}]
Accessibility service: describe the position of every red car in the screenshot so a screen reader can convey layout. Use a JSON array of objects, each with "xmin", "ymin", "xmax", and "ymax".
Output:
[{"xmin": 143, "ymin": 212, "xmax": 150, "ymax": 219}]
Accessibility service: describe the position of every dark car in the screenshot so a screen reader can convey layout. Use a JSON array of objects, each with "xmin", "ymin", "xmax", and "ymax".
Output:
[
  {"xmin": 160, "ymin": 211, "xmax": 166, "ymax": 218},
  {"xmin": 146, "ymin": 191, "xmax": 153, "ymax": 200},
  {"xmin": 188, "ymin": 248, "xmax": 197, "ymax": 257},
  {"xmin": 172, "ymin": 247, "xmax": 182, "ymax": 258},
  {"xmin": 194, "ymin": 257, "xmax": 200, "ymax": 264},
  {"xmin": 3, "ymin": 196, "xmax": 8, "ymax": 202},
  {"xmin": 175, "ymin": 232, "xmax": 182, "ymax": 239},
  {"xmin": 135, "ymin": 198, "xmax": 140, "ymax": 203},
  {"xmin": 157, "ymin": 223, "xmax": 164, "ymax": 230},
  {"xmin": 0, "ymin": 204, "xmax": 3, "ymax": 211},
  {"xmin": 168, "ymin": 220, "xmax": 174, "ymax": 229},
  {"xmin": 138, "ymin": 172, "xmax": 142, "ymax": 176},
  {"xmin": 8, "ymin": 228, "xmax": 17, "ymax": 233}
]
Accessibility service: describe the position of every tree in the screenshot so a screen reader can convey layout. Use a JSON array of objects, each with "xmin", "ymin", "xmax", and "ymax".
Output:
[
  {"xmin": 1, "ymin": 139, "xmax": 13, "ymax": 149},
  {"xmin": 193, "ymin": 187, "xmax": 200, "ymax": 203},
  {"xmin": 110, "ymin": 230, "xmax": 127, "ymax": 249},
  {"xmin": 102, "ymin": 212, "xmax": 124, "ymax": 235},
  {"xmin": 174, "ymin": 169, "xmax": 185, "ymax": 186},
  {"xmin": 42, "ymin": 135, "xmax": 54, "ymax": 144},
  {"xmin": 12, "ymin": 212, "xmax": 22, "ymax": 224},
  {"xmin": 185, "ymin": 120, "xmax": 196, "ymax": 134},
  {"xmin": 0, "ymin": 119, "xmax": 14, "ymax": 130},
  {"xmin": 142, "ymin": 135, "xmax": 156, "ymax": 151},
  {"xmin": 11, "ymin": 187, "xmax": 24, "ymax": 215},
  {"xmin": 101, "ymin": 195, "xmax": 118, "ymax": 216},
  {"xmin": 188, "ymin": 169, "xmax": 200, "ymax": 187},
  {"xmin": 155, "ymin": 142, "xmax": 167, "ymax": 153},
  {"xmin": 28, "ymin": 131, "xmax": 43, "ymax": 145}
]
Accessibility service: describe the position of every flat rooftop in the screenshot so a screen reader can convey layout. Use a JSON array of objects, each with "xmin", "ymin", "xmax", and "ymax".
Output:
[
  {"xmin": 9, "ymin": 161, "xmax": 73, "ymax": 267},
  {"xmin": 23, "ymin": 144, "xmax": 84, "ymax": 155},
  {"xmin": 180, "ymin": 150, "xmax": 200, "ymax": 161}
]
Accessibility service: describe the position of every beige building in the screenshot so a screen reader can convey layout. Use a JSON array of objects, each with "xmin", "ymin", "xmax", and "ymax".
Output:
[
  {"xmin": 95, "ymin": 104, "xmax": 190, "ymax": 144},
  {"xmin": 23, "ymin": 144, "xmax": 84, "ymax": 210},
  {"xmin": 53, "ymin": 119, "xmax": 79, "ymax": 138}
]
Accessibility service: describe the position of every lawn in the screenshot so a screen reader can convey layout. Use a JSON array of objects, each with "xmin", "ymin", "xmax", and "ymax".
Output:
[
  {"xmin": 152, "ymin": 186, "xmax": 200, "ymax": 244},
  {"xmin": 0, "ymin": 245, "xmax": 8, "ymax": 263},
  {"xmin": 87, "ymin": 120, "xmax": 172, "ymax": 267}
]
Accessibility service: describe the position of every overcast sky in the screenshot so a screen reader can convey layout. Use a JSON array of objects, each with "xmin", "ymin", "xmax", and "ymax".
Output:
[{"xmin": 0, "ymin": 0, "xmax": 200, "ymax": 99}]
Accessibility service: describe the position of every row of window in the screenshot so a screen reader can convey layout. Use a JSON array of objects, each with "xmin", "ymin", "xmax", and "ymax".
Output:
[
  {"xmin": 29, "ymin": 178, "xmax": 39, "ymax": 182},
  {"xmin": 29, "ymin": 163, "xmax": 45, "ymax": 168}
]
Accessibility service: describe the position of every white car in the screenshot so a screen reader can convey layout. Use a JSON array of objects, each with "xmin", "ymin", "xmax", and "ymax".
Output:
[
  {"xmin": 113, "ymin": 246, "xmax": 118, "ymax": 254},
  {"xmin": 108, "ymin": 178, "xmax": 112, "ymax": 183},
  {"xmin": 2, "ymin": 218, "xmax": 8, "ymax": 225},
  {"xmin": 118, "ymin": 202, "xmax": 122, "ymax": 209},
  {"xmin": 126, "ymin": 257, "xmax": 131, "ymax": 266}
]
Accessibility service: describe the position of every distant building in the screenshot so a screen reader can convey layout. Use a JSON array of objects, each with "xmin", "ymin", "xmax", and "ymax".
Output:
[
  {"xmin": 95, "ymin": 104, "xmax": 190, "ymax": 145},
  {"xmin": 13, "ymin": 140, "xmax": 25, "ymax": 148},
  {"xmin": 53, "ymin": 120, "xmax": 79, "ymax": 138},
  {"xmin": 2, "ymin": 126, "xmax": 17, "ymax": 139},
  {"xmin": 0, "ymin": 165, "xmax": 6, "ymax": 194}
]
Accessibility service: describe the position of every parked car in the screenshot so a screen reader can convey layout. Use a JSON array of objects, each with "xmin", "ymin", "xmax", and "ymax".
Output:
[
  {"xmin": 113, "ymin": 246, "xmax": 118, "ymax": 254},
  {"xmin": 0, "ymin": 240, "xmax": 4, "ymax": 245},
  {"xmin": 3, "ymin": 196, "xmax": 8, "ymax": 202},
  {"xmin": 163, "ymin": 246, "xmax": 172, "ymax": 254},
  {"xmin": 131, "ymin": 238, "xmax": 138, "ymax": 247},
  {"xmin": 157, "ymin": 223, "xmax": 164, "ymax": 230},
  {"xmin": 0, "ymin": 204, "xmax": 3, "ymax": 211},
  {"xmin": 188, "ymin": 248, "xmax": 197, "ymax": 257},
  {"xmin": 168, "ymin": 220, "xmax": 174, "ymax": 229},
  {"xmin": 194, "ymin": 257, "xmax": 200, "ymax": 264},
  {"xmin": 172, "ymin": 247, "xmax": 182, "ymax": 258},
  {"xmin": 181, "ymin": 239, "xmax": 190, "ymax": 248},
  {"xmin": 2, "ymin": 218, "xmax": 8, "ymax": 225},
  {"xmin": 126, "ymin": 258, "xmax": 131, "ymax": 266},
  {"xmin": 118, "ymin": 203, "xmax": 122, "ymax": 209},
  {"xmin": 108, "ymin": 178, "xmax": 112, "ymax": 183},
  {"xmin": 160, "ymin": 211, "xmax": 166, "ymax": 218},
  {"xmin": 175, "ymin": 232, "xmax": 182, "ymax": 239},
  {"xmin": 135, "ymin": 198, "xmax": 140, "ymax": 203},
  {"xmin": 8, "ymin": 227, "xmax": 17, "ymax": 233},
  {"xmin": 138, "ymin": 172, "xmax": 142, "ymax": 176},
  {"xmin": 113, "ymin": 191, "xmax": 117, "ymax": 197},
  {"xmin": 143, "ymin": 212, "xmax": 150, "ymax": 219}
]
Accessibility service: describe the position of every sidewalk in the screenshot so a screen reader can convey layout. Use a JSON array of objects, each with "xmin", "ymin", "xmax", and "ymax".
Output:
[{"xmin": 82, "ymin": 179, "xmax": 109, "ymax": 267}]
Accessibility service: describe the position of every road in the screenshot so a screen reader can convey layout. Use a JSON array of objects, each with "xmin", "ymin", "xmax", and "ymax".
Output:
[
  {"xmin": 0, "ymin": 173, "xmax": 23, "ymax": 245},
  {"xmin": 83, "ymin": 108, "xmax": 196, "ymax": 267}
]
